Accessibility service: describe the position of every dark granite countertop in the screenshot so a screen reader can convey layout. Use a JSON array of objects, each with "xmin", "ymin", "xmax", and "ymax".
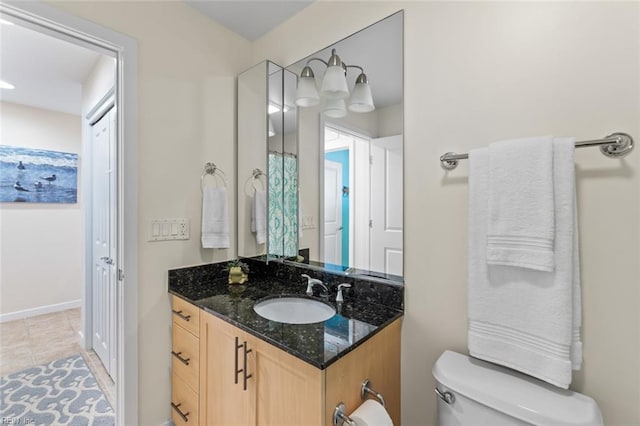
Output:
[{"xmin": 168, "ymin": 260, "xmax": 403, "ymax": 370}]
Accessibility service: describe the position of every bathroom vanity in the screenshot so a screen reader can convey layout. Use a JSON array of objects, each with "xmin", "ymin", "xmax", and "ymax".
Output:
[{"xmin": 168, "ymin": 260, "xmax": 402, "ymax": 426}]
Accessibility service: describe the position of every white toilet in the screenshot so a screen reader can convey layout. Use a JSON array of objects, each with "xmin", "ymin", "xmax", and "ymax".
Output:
[{"xmin": 432, "ymin": 351, "xmax": 603, "ymax": 425}]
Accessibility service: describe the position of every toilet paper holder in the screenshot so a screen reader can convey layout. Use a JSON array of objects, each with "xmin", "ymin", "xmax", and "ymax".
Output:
[
  {"xmin": 333, "ymin": 379, "xmax": 387, "ymax": 425},
  {"xmin": 361, "ymin": 379, "xmax": 385, "ymax": 408},
  {"xmin": 333, "ymin": 402, "xmax": 356, "ymax": 426}
]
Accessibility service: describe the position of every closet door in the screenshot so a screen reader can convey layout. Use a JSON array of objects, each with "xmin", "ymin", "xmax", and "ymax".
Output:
[{"xmin": 91, "ymin": 106, "xmax": 116, "ymax": 378}]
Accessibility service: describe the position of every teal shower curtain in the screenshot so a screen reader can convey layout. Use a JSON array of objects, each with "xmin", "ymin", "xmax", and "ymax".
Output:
[{"xmin": 268, "ymin": 152, "xmax": 298, "ymax": 257}]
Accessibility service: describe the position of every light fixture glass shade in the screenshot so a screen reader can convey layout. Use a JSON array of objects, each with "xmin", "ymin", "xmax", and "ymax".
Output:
[
  {"xmin": 320, "ymin": 65, "xmax": 349, "ymax": 100},
  {"xmin": 348, "ymin": 81, "xmax": 375, "ymax": 113},
  {"xmin": 0, "ymin": 80, "xmax": 15, "ymax": 90},
  {"xmin": 268, "ymin": 117, "xmax": 276, "ymax": 137},
  {"xmin": 295, "ymin": 76, "xmax": 320, "ymax": 107},
  {"xmin": 324, "ymin": 99, "xmax": 347, "ymax": 118}
]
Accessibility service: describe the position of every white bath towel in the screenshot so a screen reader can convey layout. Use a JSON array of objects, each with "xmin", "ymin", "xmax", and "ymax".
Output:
[
  {"xmin": 201, "ymin": 186, "xmax": 229, "ymax": 248},
  {"xmin": 252, "ymin": 189, "xmax": 267, "ymax": 245},
  {"xmin": 488, "ymin": 136, "xmax": 555, "ymax": 271},
  {"xmin": 468, "ymin": 138, "xmax": 582, "ymax": 389}
]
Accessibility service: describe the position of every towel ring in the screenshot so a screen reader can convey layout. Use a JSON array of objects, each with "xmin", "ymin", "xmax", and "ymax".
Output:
[
  {"xmin": 251, "ymin": 169, "xmax": 265, "ymax": 191},
  {"xmin": 201, "ymin": 162, "xmax": 227, "ymax": 191},
  {"xmin": 244, "ymin": 168, "xmax": 265, "ymax": 196}
]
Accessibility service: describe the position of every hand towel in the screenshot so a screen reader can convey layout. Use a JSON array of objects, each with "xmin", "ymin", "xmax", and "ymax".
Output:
[
  {"xmin": 201, "ymin": 186, "xmax": 229, "ymax": 248},
  {"xmin": 487, "ymin": 136, "xmax": 555, "ymax": 271},
  {"xmin": 467, "ymin": 138, "xmax": 582, "ymax": 389},
  {"xmin": 252, "ymin": 189, "xmax": 267, "ymax": 245}
]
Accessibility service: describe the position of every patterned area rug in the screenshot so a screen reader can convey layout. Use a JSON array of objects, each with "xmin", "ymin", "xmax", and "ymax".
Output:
[{"xmin": 0, "ymin": 354, "xmax": 114, "ymax": 425}]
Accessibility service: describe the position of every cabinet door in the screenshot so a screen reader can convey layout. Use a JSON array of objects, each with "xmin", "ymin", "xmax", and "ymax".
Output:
[
  {"xmin": 200, "ymin": 311, "xmax": 251, "ymax": 426},
  {"xmin": 247, "ymin": 334, "xmax": 324, "ymax": 426}
]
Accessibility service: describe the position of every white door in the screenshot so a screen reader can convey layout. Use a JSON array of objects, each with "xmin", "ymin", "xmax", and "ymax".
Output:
[
  {"xmin": 324, "ymin": 159, "xmax": 342, "ymax": 265},
  {"xmin": 370, "ymin": 135, "xmax": 403, "ymax": 276},
  {"xmin": 92, "ymin": 107, "xmax": 116, "ymax": 378}
]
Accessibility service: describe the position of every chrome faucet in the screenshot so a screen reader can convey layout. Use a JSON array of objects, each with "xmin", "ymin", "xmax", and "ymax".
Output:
[
  {"xmin": 336, "ymin": 283, "xmax": 352, "ymax": 303},
  {"xmin": 301, "ymin": 274, "xmax": 329, "ymax": 297}
]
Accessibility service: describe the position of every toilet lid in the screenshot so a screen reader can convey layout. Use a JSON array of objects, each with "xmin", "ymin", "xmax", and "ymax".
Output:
[{"xmin": 432, "ymin": 351, "xmax": 603, "ymax": 426}]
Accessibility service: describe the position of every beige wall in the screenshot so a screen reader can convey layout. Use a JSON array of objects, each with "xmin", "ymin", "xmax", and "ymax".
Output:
[
  {"xmin": 254, "ymin": 2, "xmax": 640, "ymax": 425},
  {"xmin": 0, "ymin": 102, "xmax": 82, "ymax": 316},
  {"xmin": 82, "ymin": 54, "xmax": 115, "ymax": 114},
  {"xmin": 49, "ymin": 1, "xmax": 252, "ymax": 424}
]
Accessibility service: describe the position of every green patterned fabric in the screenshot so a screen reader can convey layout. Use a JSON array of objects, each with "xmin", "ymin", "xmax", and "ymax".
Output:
[{"xmin": 268, "ymin": 153, "xmax": 298, "ymax": 257}]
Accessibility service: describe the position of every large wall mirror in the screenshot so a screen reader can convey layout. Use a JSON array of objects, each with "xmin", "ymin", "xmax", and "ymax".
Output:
[
  {"xmin": 288, "ymin": 11, "xmax": 404, "ymax": 282},
  {"xmin": 237, "ymin": 61, "xmax": 299, "ymax": 260}
]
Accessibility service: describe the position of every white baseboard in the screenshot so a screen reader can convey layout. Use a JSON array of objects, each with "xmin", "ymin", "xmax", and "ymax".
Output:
[
  {"xmin": 0, "ymin": 299, "xmax": 82, "ymax": 323},
  {"xmin": 160, "ymin": 420, "xmax": 174, "ymax": 426}
]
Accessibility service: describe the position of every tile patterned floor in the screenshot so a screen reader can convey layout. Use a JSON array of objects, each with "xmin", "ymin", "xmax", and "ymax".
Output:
[{"xmin": 0, "ymin": 308, "xmax": 116, "ymax": 408}]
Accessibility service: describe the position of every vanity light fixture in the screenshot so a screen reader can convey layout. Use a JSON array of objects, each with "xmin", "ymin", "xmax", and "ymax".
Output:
[
  {"xmin": 294, "ymin": 48, "xmax": 375, "ymax": 115},
  {"xmin": 0, "ymin": 79, "xmax": 15, "ymax": 90},
  {"xmin": 324, "ymin": 99, "xmax": 347, "ymax": 118}
]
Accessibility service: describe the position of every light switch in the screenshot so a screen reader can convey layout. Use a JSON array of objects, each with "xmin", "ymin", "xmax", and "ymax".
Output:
[{"xmin": 149, "ymin": 218, "xmax": 190, "ymax": 241}]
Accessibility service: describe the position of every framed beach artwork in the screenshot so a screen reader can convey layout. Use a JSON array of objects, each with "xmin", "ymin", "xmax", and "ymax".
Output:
[{"xmin": 0, "ymin": 145, "xmax": 78, "ymax": 204}]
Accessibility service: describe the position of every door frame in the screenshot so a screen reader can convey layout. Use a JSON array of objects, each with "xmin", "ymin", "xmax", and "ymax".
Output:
[
  {"xmin": 320, "ymin": 120, "xmax": 370, "ymax": 268},
  {"xmin": 0, "ymin": 2, "xmax": 139, "ymax": 425}
]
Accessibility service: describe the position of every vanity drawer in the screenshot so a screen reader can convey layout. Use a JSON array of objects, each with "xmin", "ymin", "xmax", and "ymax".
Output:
[
  {"xmin": 171, "ymin": 374, "xmax": 199, "ymax": 426},
  {"xmin": 172, "ymin": 295, "xmax": 200, "ymax": 337},
  {"xmin": 172, "ymin": 321, "xmax": 199, "ymax": 392}
]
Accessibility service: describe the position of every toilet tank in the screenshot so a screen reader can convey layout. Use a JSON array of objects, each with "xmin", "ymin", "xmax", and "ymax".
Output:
[{"xmin": 432, "ymin": 351, "xmax": 603, "ymax": 426}]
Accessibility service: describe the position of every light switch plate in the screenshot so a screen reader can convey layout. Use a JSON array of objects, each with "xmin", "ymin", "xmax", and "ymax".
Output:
[
  {"xmin": 302, "ymin": 215, "xmax": 315, "ymax": 230},
  {"xmin": 149, "ymin": 219, "xmax": 189, "ymax": 241}
]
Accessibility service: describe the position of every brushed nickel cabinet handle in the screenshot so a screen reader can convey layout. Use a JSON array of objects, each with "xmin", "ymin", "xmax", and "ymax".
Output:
[
  {"xmin": 243, "ymin": 341, "xmax": 253, "ymax": 391},
  {"xmin": 172, "ymin": 309, "xmax": 191, "ymax": 321},
  {"xmin": 171, "ymin": 402, "xmax": 190, "ymax": 422},
  {"xmin": 171, "ymin": 351, "xmax": 190, "ymax": 366},
  {"xmin": 235, "ymin": 336, "xmax": 241, "ymax": 385}
]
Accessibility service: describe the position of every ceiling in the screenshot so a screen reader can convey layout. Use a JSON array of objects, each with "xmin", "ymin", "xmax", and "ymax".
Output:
[
  {"xmin": 183, "ymin": 0, "xmax": 315, "ymax": 41},
  {"xmin": 0, "ymin": 20, "xmax": 103, "ymax": 115}
]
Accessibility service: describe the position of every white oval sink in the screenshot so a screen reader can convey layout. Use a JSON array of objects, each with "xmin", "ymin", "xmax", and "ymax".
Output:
[{"xmin": 253, "ymin": 297, "xmax": 336, "ymax": 324}]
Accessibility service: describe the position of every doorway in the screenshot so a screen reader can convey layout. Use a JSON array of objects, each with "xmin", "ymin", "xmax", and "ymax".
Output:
[
  {"xmin": 0, "ymin": 2, "xmax": 138, "ymax": 424},
  {"xmin": 323, "ymin": 124, "xmax": 369, "ymax": 270}
]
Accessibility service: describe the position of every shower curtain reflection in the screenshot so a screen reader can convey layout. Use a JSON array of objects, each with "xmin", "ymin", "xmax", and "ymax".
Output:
[{"xmin": 268, "ymin": 151, "xmax": 298, "ymax": 257}]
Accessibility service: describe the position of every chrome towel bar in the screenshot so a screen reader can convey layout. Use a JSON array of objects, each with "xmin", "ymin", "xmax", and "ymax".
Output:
[{"xmin": 440, "ymin": 132, "xmax": 634, "ymax": 170}]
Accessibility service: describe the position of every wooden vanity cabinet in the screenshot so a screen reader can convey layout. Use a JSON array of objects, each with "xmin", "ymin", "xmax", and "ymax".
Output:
[
  {"xmin": 198, "ymin": 309, "xmax": 401, "ymax": 426},
  {"xmin": 199, "ymin": 310, "xmax": 323, "ymax": 426}
]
